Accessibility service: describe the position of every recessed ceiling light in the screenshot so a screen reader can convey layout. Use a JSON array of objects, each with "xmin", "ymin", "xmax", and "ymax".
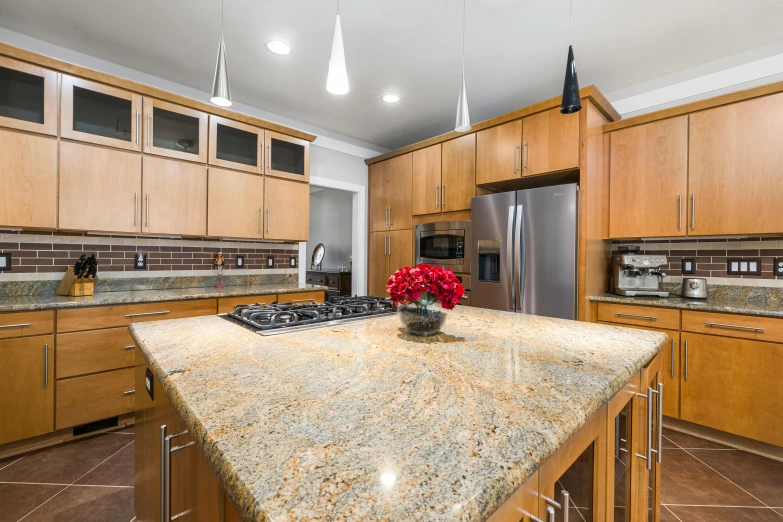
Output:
[
  {"xmin": 265, "ymin": 40, "xmax": 292, "ymax": 56},
  {"xmin": 382, "ymin": 94, "xmax": 400, "ymax": 103}
]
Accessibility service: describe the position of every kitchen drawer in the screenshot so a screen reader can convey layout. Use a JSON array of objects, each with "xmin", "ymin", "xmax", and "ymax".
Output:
[
  {"xmin": 326, "ymin": 275, "xmax": 340, "ymax": 290},
  {"xmin": 56, "ymin": 327, "xmax": 136, "ymax": 379},
  {"xmin": 457, "ymin": 290, "xmax": 471, "ymax": 306},
  {"xmin": 217, "ymin": 294, "xmax": 276, "ymax": 314},
  {"xmin": 682, "ymin": 310, "xmax": 783, "ymax": 343},
  {"xmin": 305, "ymin": 274, "xmax": 326, "ymax": 286},
  {"xmin": 56, "ymin": 367, "xmax": 135, "ymax": 429},
  {"xmin": 0, "ymin": 310, "xmax": 54, "ymax": 340},
  {"xmin": 57, "ymin": 299, "xmax": 217, "ymax": 333},
  {"xmin": 277, "ymin": 291, "xmax": 325, "ymax": 304},
  {"xmin": 596, "ymin": 302, "xmax": 680, "ymax": 330}
]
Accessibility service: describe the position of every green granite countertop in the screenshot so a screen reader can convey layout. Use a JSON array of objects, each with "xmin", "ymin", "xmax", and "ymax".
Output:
[
  {"xmin": 130, "ymin": 307, "xmax": 666, "ymax": 522},
  {"xmin": 0, "ymin": 284, "xmax": 328, "ymax": 313},
  {"xmin": 589, "ymin": 292, "xmax": 783, "ymax": 318}
]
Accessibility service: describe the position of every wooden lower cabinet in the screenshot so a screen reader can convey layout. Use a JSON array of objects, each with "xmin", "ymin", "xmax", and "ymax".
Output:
[
  {"xmin": 277, "ymin": 291, "xmax": 326, "ymax": 304},
  {"xmin": 217, "ymin": 294, "xmax": 276, "ymax": 313},
  {"xmin": 680, "ymin": 332, "xmax": 783, "ymax": 447},
  {"xmin": 368, "ymin": 229, "xmax": 413, "ymax": 297},
  {"xmin": 56, "ymin": 367, "xmax": 135, "ymax": 429},
  {"xmin": 56, "ymin": 327, "xmax": 136, "ymax": 379},
  {"xmin": 0, "ymin": 334, "xmax": 54, "ymax": 445},
  {"xmin": 637, "ymin": 353, "xmax": 663, "ymax": 522}
]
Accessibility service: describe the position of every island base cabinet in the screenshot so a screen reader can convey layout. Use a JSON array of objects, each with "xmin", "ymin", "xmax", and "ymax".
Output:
[
  {"xmin": 636, "ymin": 353, "xmax": 663, "ymax": 522},
  {"xmin": 606, "ymin": 370, "xmax": 640, "ymax": 522}
]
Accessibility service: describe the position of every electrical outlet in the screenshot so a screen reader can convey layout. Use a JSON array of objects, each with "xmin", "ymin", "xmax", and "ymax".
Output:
[
  {"xmin": 235, "ymin": 255, "xmax": 244, "ymax": 268},
  {"xmin": 727, "ymin": 258, "xmax": 762, "ymax": 276},
  {"xmin": 133, "ymin": 250, "xmax": 147, "ymax": 270},
  {"xmin": 682, "ymin": 258, "xmax": 696, "ymax": 275},
  {"xmin": 266, "ymin": 256, "xmax": 274, "ymax": 268},
  {"xmin": 774, "ymin": 258, "xmax": 783, "ymax": 277},
  {"xmin": 290, "ymin": 257, "xmax": 297, "ymax": 268},
  {"xmin": 0, "ymin": 253, "xmax": 10, "ymax": 271}
]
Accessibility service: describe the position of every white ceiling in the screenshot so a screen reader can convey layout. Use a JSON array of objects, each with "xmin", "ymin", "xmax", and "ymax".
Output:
[{"xmin": 1, "ymin": 0, "xmax": 782, "ymax": 150}]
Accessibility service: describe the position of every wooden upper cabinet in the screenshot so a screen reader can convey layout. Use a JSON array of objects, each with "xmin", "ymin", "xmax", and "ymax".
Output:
[
  {"xmin": 441, "ymin": 133, "xmax": 476, "ymax": 212},
  {"xmin": 689, "ymin": 93, "xmax": 783, "ymax": 235},
  {"xmin": 59, "ymin": 141, "xmax": 142, "ymax": 233},
  {"xmin": 369, "ymin": 162, "xmax": 388, "ymax": 232},
  {"xmin": 385, "ymin": 153, "xmax": 413, "ymax": 230},
  {"xmin": 0, "ymin": 128, "xmax": 57, "ymax": 229},
  {"xmin": 142, "ymin": 157, "xmax": 207, "ymax": 236},
  {"xmin": 411, "ymin": 144, "xmax": 442, "ymax": 216},
  {"xmin": 264, "ymin": 177, "xmax": 309, "ymax": 241},
  {"xmin": 208, "ymin": 167, "xmax": 265, "ymax": 239},
  {"xmin": 608, "ymin": 116, "xmax": 688, "ymax": 238},
  {"xmin": 476, "ymin": 120, "xmax": 522, "ymax": 185},
  {"xmin": 0, "ymin": 56, "xmax": 58, "ymax": 136},
  {"xmin": 142, "ymin": 98, "xmax": 208, "ymax": 163},
  {"xmin": 522, "ymin": 107, "xmax": 579, "ymax": 177},
  {"xmin": 265, "ymin": 131, "xmax": 310, "ymax": 182},
  {"xmin": 208, "ymin": 115, "xmax": 263, "ymax": 174},
  {"xmin": 61, "ymin": 75, "xmax": 142, "ymax": 151}
]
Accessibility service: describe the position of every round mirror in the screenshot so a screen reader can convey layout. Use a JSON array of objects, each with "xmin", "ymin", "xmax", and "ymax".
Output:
[{"xmin": 311, "ymin": 243, "xmax": 325, "ymax": 267}]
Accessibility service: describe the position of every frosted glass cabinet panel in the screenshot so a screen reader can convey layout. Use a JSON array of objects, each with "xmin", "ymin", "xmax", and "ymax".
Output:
[
  {"xmin": 0, "ymin": 56, "xmax": 58, "ymax": 135},
  {"xmin": 143, "ymin": 98, "xmax": 207, "ymax": 163},
  {"xmin": 208, "ymin": 115, "xmax": 263, "ymax": 174},
  {"xmin": 265, "ymin": 130, "xmax": 310, "ymax": 182}
]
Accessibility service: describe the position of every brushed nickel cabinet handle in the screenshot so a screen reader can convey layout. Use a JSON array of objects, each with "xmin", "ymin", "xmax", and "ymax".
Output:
[
  {"xmin": 0, "ymin": 323, "xmax": 31, "ymax": 329},
  {"xmin": 670, "ymin": 339, "xmax": 675, "ymax": 378},
  {"xmin": 543, "ymin": 491, "xmax": 569, "ymax": 522},
  {"xmin": 614, "ymin": 312, "xmax": 657, "ymax": 320},
  {"xmin": 704, "ymin": 321, "xmax": 764, "ymax": 333},
  {"xmin": 124, "ymin": 390, "xmax": 136, "ymax": 396},
  {"xmin": 124, "ymin": 345, "xmax": 135, "ymax": 350},
  {"xmin": 125, "ymin": 311, "xmax": 170, "ymax": 318},
  {"xmin": 522, "ymin": 140, "xmax": 528, "ymax": 171},
  {"xmin": 44, "ymin": 343, "xmax": 49, "ymax": 388},
  {"xmin": 635, "ymin": 385, "xmax": 661, "ymax": 469},
  {"xmin": 290, "ymin": 299, "xmax": 318, "ymax": 305},
  {"xmin": 441, "ymin": 184, "xmax": 445, "ymax": 210},
  {"xmin": 656, "ymin": 383, "xmax": 663, "ymax": 463},
  {"xmin": 388, "ymin": 234, "xmax": 392, "ymax": 257},
  {"xmin": 514, "ymin": 144, "xmax": 520, "ymax": 173},
  {"xmin": 435, "ymin": 184, "xmax": 439, "ymax": 208},
  {"xmin": 160, "ymin": 426, "xmax": 195, "ymax": 522},
  {"xmin": 684, "ymin": 340, "xmax": 689, "ymax": 381}
]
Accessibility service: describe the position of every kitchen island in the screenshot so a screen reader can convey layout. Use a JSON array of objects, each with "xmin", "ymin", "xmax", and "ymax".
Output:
[{"xmin": 131, "ymin": 306, "xmax": 667, "ymax": 522}]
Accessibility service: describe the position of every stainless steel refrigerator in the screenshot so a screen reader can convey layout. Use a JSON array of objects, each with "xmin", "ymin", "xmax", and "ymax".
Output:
[{"xmin": 470, "ymin": 184, "xmax": 578, "ymax": 319}]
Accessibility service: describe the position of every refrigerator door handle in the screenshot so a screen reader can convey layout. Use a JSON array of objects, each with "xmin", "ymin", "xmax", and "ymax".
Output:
[
  {"xmin": 507, "ymin": 205, "xmax": 516, "ymax": 311},
  {"xmin": 515, "ymin": 204, "xmax": 525, "ymax": 313}
]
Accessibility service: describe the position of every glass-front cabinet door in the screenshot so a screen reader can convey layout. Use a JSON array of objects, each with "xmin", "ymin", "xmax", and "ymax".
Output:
[
  {"xmin": 0, "ymin": 56, "xmax": 58, "ymax": 135},
  {"xmin": 607, "ymin": 370, "xmax": 640, "ymax": 522},
  {"xmin": 265, "ymin": 130, "xmax": 310, "ymax": 182},
  {"xmin": 539, "ymin": 407, "xmax": 606, "ymax": 522},
  {"xmin": 208, "ymin": 115, "xmax": 263, "ymax": 174},
  {"xmin": 142, "ymin": 98, "xmax": 207, "ymax": 163},
  {"xmin": 61, "ymin": 75, "xmax": 142, "ymax": 151},
  {"xmin": 636, "ymin": 353, "xmax": 663, "ymax": 522}
]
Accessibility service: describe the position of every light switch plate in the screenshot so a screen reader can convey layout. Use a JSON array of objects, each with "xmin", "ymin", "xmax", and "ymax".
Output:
[
  {"xmin": 0, "ymin": 253, "xmax": 10, "ymax": 271},
  {"xmin": 266, "ymin": 256, "xmax": 274, "ymax": 268},
  {"xmin": 235, "ymin": 255, "xmax": 244, "ymax": 268},
  {"xmin": 727, "ymin": 258, "xmax": 762, "ymax": 276},
  {"xmin": 682, "ymin": 258, "xmax": 696, "ymax": 275},
  {"xmin": 774, "ymin": 258, "xmax": 783, "ymax": 277},
  {"xmin": 290, "ymin": 257, "xmax": 297, "ymax": 268}
]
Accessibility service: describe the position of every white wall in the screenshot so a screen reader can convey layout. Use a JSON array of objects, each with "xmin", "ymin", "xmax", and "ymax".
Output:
[
  {"xmin": 310, "ymin": 145, "xmax": 369, "ymax": 188},
  {"xmin": 306, "ymin": 188, "xmax": 353, "ymax": 269}
]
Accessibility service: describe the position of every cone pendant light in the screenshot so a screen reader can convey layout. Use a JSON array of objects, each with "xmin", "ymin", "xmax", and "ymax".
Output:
[
  {"xmin": 560, "ymin": 0, "xmax": 581, "ymax": 114},
  {"xmin": 455, "ymin": 0, "xmax": 471, "ymax": 132},
  {"xmin": 326, "ymin": 0, "xmax": 349, "ymax": 95},
  {"xmin": 210, "ymin": 0, "xmax": 232, "ymax": 107}
]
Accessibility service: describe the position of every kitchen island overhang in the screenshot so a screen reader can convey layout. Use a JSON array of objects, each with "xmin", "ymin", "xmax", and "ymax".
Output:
[{"xmin": 130, "ymin": 306, "xmax": 666, "ymax": 522}]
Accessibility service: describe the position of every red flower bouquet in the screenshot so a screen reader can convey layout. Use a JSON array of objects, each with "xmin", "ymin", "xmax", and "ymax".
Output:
[{"xmin": 386, "ymin": 264, "xmax": 465, "ymax": 310}]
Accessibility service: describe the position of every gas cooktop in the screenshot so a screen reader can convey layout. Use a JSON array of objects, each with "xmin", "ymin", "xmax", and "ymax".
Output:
[{"xmin": 221, "ymin": 295, "xmax": 397, "ymax": 335}]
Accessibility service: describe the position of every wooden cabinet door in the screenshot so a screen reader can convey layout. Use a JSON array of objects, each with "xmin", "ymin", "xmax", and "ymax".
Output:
[
  {"xmin": 368, "ymin": 232, "xmax": 389, "ymax": 296},
  {"xmin": 441, "ymin": 133, "xmax": 476, "ymax": 212},
  {"xmin": 636, "ymin": 353, "xmax": 662, "ymax": 522},
  {"xmin": 386, "ymin": 153, "xmax": 413, "ymax": 230},
  {"xmin": 143, "ymin": 98, "xmax": 208, "ymax": 163},
  {"xmin": 369, "ymin": 162, "xmax": 388, "ymax": 232},
  {"xmin": 264, "ymin": 177, "xmax": 309, "ymax": 241},
  {"xmin": 142, "ymin": 156, "xmax": 207, "ymax": 236},
  {"xmin": 61, "ymin": 75, "xmax": 142, "ymax": 151},
  {"xmin": 606, "ymin": 371, "xmax": 639, "ymax": 522},
  {"xmin": 207, "ymin": 167, "xmax": 265, "ymax": 239},
  {"xmin": 476, "ymin": 120, "xmax": 522, "ymax": 185},
  {"xmin": 265, "ymin": 130, "xmax": 310, "ymax": 182},
  {"xmin": 522, "ymin": 108, "xmax": 579, "ymax": 177},
  {"xmin": 689, "ymin": 93, "xmax": 783, "ymax": 235},
  {"xmin": 0, "ymin": 56, "xmax": 58, "ymax": 135},
  {"xmin": 0, "ymin": 129, "xmax": 57, "ymax": 229},
  {"xmin": 681, "ymin": 333, "xmax": 783, "ymax": 446},
  {"xmin": 486, "ymin": 470, "xmax": 540, "ymax": 522},
  {"xmin": 411, "ymin": 144, "xmax": 442, "ymax": 216},
  {"xmin": 59, "ymin": 141, "xmax": 142, "ymax": 233},
  {"xmin": 388, "ymin": 229, "xmax": 413, "ymax": 279},
  {"xmin": 661, "ymin": 330, "xmax": 680, "ymax": 419},
  {"xmin": 0, "ymin": 334, "xmax": 54, "ymax": 444},
  {"xmin": 608, "ymin": 116, "xmax": 688, "ymax": 238},
  {"xmin": 208, "ymin": 115, "xmax": 263, "ymax": 174}
]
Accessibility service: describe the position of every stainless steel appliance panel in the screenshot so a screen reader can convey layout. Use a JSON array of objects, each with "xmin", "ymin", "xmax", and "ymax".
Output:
[
  {"xmin": 516, "ymin": 184, "xmax": 578, "ymax": 320},
  {"xmin": 414, "ymin": 220, "xmax": 471, "ymax": 273},
  {"xmin": 470, "ymin": 191, "xmax": 517, "ymax": 311}
]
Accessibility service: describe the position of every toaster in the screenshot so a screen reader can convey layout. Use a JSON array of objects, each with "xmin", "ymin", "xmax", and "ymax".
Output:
[{"xmin": 682, "ymin": 277, "xmax": 708, "ymax": 299}]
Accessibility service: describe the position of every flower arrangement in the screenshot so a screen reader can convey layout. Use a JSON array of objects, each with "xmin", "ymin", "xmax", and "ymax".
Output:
[{"xmin": 386, "ymin": 264, "xmax": 465, "ymax": 310}]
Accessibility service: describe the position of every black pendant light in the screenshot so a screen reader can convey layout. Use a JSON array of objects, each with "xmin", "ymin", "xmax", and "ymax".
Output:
[{"xmin": 560, "ymin": 0, "xmax": 581, "ymax": 114}]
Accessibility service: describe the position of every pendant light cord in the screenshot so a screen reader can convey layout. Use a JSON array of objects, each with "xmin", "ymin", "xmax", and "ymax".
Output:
[
  {"xmin": 462, "ymin": 0, "xmax": 466, "ymax": 74},
  {"xmin": 569, "ymin": 0, "xmax": 572, "ymax": 44},
  {"xmin": 221, "ymin": 0, "xmax": 224, "ymax": 36}
]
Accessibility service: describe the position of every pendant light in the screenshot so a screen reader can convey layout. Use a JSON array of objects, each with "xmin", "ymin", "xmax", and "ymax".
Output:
[
  {"xmin": 560, "ymin": 0, "xmax": 581, "ymax": 114},
  {"xmin": 210, "ymin": 0, "xmax": 232, "ymax": 107},
  {"xmin": 454, "ymin": 0, "xmax": 471, "ymax": 132},
  {"xmin": 326, "ymin": 0, "xmax": 349, "ymax": 95}
]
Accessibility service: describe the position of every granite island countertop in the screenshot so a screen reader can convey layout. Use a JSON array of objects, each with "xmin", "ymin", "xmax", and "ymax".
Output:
[
  {"xmin": 589, "ymin": 292, "xmax": 783, "ymax": 318},
  {"xmin": 130, "ymin": 307, "xmax": 666, "ymax": 522},
  {"xmin": 0, "ymin": 284, "xmax": 329, "ymax": 313}
]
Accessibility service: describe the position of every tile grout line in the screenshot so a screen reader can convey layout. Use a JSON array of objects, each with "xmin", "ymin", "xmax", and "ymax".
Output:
[
  {"xmin": 0, "ymin": 481, "xmax": 134, "ymax": 488},
  {"xmin": 0, "ymin": 455, "xmax": 25, "ymax": 473},
  {"xmin": 662, "ymin": 504, "xmax": 685, "ymax": 522},
  {"xmin": 664, "ymin": 504, "xmax": 782, "ymax": 508},
  {"xmin": 16, "ymin": 439, "xmax": 134, "ymax": 522}
]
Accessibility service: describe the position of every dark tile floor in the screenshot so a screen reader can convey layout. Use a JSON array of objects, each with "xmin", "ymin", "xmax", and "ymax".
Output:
[
  {"xmin": 0, "ymin": 426, "xmax": 135, "ymax": 522},
  {"xmin": 0, "ymin": 424, "xmax": 781, "ymax": 521}
]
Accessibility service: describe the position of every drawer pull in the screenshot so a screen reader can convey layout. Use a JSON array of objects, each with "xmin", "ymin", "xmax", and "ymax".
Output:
[
  {"xmin": 704, "ymin": 322, "xmax": 764, "ymax": 333},
  {"xmin": 0, "ymin": 323, "xmax": 31, "ymax": 329},
  {"xmin": 614, "ymin": 313, "xmax": 657, "ymax": 320},
  {"xmin": 125, "ymin": 311, "xmax": 170, "ymax": 318},
  {"xmin": 124, "ymin": 345, "xmax": 135, "ymax": 350},
  {"xmin": 290, "ymin": 299, "xmax": 318, "ymax": 305},
  {"xmin": 123, "ymin": 390, "xmax": 136, "ymax": 396}
]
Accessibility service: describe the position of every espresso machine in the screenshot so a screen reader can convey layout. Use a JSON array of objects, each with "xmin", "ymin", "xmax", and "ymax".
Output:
[{"xmin": 611, "ymin": 247, "xmax": 669, "ymax": 297}]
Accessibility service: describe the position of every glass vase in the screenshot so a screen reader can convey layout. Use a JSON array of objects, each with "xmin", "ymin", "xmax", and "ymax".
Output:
[{"xmin": 398, "ymin": 295, "xmax": 446, "ymax": 336}]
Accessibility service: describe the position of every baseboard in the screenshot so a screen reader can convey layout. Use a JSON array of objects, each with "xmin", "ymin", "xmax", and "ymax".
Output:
[{"xmin": 664, "ymin": 416, "xmax": 783, "ymax": 462}]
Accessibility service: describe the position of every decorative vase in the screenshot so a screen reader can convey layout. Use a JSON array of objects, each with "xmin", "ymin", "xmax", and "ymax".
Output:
[{"xmin": 398, "ymin": 294, "xmax": 446, "ymax": 336}]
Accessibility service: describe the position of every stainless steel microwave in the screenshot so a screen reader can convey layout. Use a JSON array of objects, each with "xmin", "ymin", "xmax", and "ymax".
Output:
[{"xmin": 414, "ymin": 221, "xmax": 471, "ymax": 273}]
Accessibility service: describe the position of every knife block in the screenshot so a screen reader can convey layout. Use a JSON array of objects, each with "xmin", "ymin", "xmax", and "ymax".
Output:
[{"xmin": 56, "ymin": 267, "xmax": 98, "ymax": 297}]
